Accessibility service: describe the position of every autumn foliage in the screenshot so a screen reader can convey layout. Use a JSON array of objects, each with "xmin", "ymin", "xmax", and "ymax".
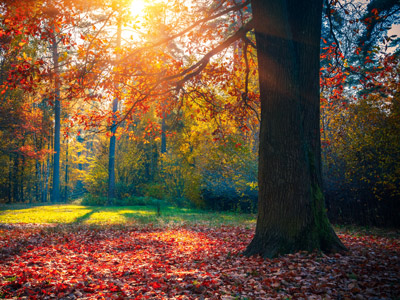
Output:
[
  {"xmin": 1, "ymin": 0, "xmax": 259, "ymax": 210},
  {"xmin": 1, "ymin": 0, "xmax": 400, "ymax": 297},
  {"xmin": 320, "ymin": 0, "xmax": 400, "ymax": 226},
  {"xmin": 0, "ymin": 0, "xmax": 399, "ymax": 219}
]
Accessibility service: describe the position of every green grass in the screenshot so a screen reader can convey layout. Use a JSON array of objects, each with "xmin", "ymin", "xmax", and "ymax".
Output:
[{"xmin": 0, "ymin": 202, "xmax": 256, "ymax": 226}]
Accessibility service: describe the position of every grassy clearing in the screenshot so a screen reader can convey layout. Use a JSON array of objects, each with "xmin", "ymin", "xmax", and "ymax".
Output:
[{"xmin": 0, "ymin": 202, "xmax": 256, "ymax": 226}]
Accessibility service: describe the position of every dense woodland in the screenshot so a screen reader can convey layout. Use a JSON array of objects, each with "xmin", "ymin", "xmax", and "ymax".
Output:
[{"xmin": 0, "ymin": 0, "xmax": 399, "ymax": 228}]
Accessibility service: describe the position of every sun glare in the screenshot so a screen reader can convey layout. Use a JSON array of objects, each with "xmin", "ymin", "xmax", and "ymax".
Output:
[{"xmin": 129, "ymin": 0, "xmax": 147, "ymax": 17}]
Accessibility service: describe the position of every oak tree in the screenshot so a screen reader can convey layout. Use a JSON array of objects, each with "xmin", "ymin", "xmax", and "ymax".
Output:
[{"xmin": 243, "ymin": 0, "xmax": 346, "ymax": 257}]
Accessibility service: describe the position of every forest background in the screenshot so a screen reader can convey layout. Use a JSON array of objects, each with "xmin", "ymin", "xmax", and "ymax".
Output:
[{"xmin": 0, "ymin": 0, "xmax": 399, "ymax": 227}]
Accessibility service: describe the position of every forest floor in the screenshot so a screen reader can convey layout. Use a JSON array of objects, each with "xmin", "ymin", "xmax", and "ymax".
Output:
[{"xmin": 0, "ymin": 204, "xmax": 399, "ymax": 299}]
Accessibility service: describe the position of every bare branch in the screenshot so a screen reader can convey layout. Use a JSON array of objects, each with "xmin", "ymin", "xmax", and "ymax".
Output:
[
  {"xmin": 325, "ymin": 0, "xmax": 344, "ymax": 67},
  {"xmin": 242, "ymin": 38, "xmax": 260, "ymax": 122}
]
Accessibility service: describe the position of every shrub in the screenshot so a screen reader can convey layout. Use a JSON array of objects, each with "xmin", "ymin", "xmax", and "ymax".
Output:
[
  {"xmin": 82, "ymin": 194, "xmax": 161, "ymax": 207},
  {"xmin": 141, "ymin": 183, "xmax": 165, "ymax": 200},
  {"xmin": 81, "ymin": 194, "xmax": 108, "ymax": 206}
]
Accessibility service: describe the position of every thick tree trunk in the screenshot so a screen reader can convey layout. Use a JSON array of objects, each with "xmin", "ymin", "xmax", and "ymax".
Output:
[{"xmin": 244, "ymin": 0, "xmax": 346, "ymax": 258}]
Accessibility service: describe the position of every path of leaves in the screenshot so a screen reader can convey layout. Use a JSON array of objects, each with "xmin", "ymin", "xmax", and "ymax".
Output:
[{"xmin": 0, "ymin": 224, "xmax": 399, "ymax": 299}]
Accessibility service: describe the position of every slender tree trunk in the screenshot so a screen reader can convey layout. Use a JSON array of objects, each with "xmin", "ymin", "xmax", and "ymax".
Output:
[
  {"xmin": 43, "ymin": 141, "xmax": 51, "ymax": 203},
  {"xmin": 74, "ymin": 136, "xmax": 85, "ymax": 196},
  {"xmin": 8, "ymin": 154, "xmax": 12, "ymax": 203},
  {"xmin": 34, "ymin": 130, "xmax": 41, "ymax": 203},
  {"xmin": 108, "ymin": 102, "xmax": 118, "ymax": 202},
  {"xmin": 161, "ymin": 110, "xmax": 167, "ymax": 154},
  {"xmin": 244, "ymin": 0, "xmax": 346, "ymax": 258},
  {"xmin": 153, "ymin": 142, "xmax": 158, "ymax": 180},
  {"xmin": 36, "ymin": 159, "xmax": 40, "ymax": 202},
  {"xmin": 51, "ymin": 25, "xmax": 61, "ymax": 203},
  {"xmin": 27, "ymin": 178, "xmax": 32, "ymax": 204},
  {"xmin": 13, "ymin": 154, "xmax": 19, "ymax": 202},
  {"xmin": 41, "ymin": 161, "xmax": 45, "ymax": 202},
  {"xmin": 64, "ymin": 138, "xmax": 69, "ymax": 202},
  {"xmin": 20, "ymin": 150, "xmax": 25, "ymax": 202},
  {"xmin": 108, "ymin": 17, "xmax": 122, "ymax": 203}
]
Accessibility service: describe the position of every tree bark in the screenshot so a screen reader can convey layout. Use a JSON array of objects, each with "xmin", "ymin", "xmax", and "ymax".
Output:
[
  {"xmin": 51, "ymin": 25, "xmax": 61, "ymax": 203},
  {"xmin": 13, "ymin": 154, "xmax": 19, "ymax": 202},
  {"xmin": 20, "ymin": 148, "xmax": 25, "ymax": 202},
  {"xmin": 64, "ymin": 137, "xmax": 69, "ymax": 202},
  {"xmin": 43, "ymin": 140, "xmax": 51, "ymax": 203},
  {"xmin": 108, "ymin": 15, "xmax": 122, "ymax": 203},
  {"xmin": 161, "ymin": 110, "xmax": 167, "ymax": 154},
  {"xmin": 35, "ymin": 159, "xmax": 40, "ymax": 202},
  {"xmin": 8, "ymin": 154, "xmax": 12, "ymax": 203},
  {"xmin": 244, "ymin": 0, "xmax": 346, "ymax": 258}
]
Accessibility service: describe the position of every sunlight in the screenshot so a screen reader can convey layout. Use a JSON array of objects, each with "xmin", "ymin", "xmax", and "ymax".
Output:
[
  {"xmin": 129, "ymin": 0, "xmax": 147, "ymax": 17},
  {"xmin": 86, "ymin": 211, "xmax": 127, "ymax": 224}
]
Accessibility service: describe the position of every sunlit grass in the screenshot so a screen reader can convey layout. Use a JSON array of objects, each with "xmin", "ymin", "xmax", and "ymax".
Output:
[
  {"xmin": 0, "ymin": 205, "xmax": 92, "ymax": 224},
  {"xmin": 0, "ymin": 203, "xmax": 256, "ymax": 226}
]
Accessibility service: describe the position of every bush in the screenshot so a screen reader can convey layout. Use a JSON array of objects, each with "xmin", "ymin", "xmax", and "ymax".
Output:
[
  {"xmin": 201, "ymin": 172, "xmax": 258, "ymax": 213},
  {"xmin": 322, "ymin": 77, "xmax": 400, "ymax": 227},
  {"xmin": 112, "ymin": 196, "xmax": 158, "ymax": 206},
  {"xmin": 82, "ymin": 194, "xmax": 160, "ymax": 207},
  {"xmin": 81, "ymin": 194, "xmax": 108, "ymax": 206},
  {"xmin": 141, "ymin": 183, "xmax": 165, "ymax": 200},
  {"xmin": 115, "ymin": 182, "xmax": 137, "ymax": 199}
]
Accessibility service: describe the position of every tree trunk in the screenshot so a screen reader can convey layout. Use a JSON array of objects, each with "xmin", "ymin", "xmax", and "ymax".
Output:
[
  {"xmin": 8, "ymin": 154, "xmax": 12, "ymax": 203},
  {"xmin": 108, "ymin": 16, "xmax": 122, "ymax": 203},
  {"xmin": 244, "ymin": 0, "xmax": 346, "ymax": 258},
  {"xmin": 13, "ymin": 154, "xmax": 19, "ymax": 202},
  {"xmin": 36, "ymin": 159, "xmax": 40, "ymax": 202},
  {"xmin": 108, "ymin": 99, "xmax": 117, "ymax": 202},
  {"xmin": 51, "ymin": 25, "xmax": 61, "ymax": 203},
  {"xmin": 64, "ymin": 137, "xmax": 69, "ymax": 202},
  {"xmin": 43, "ymin": 141, "xmax": 51, "ymax": 203},
  {"xmin": 34, "ymin": 130, "xmax": 41, "ymax": 203},
  {"xmin": 20, "ymin": 150, "xmax": 25, "ymax": 202},
  {"xmin": 161, "ymin": 111, "xmax": 167, "ymax": 154}
]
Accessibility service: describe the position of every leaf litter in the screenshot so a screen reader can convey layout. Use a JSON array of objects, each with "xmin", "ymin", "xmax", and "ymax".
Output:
[{"xmin": 0, "ymin": 223, "xmax": 399, "ymax": 299}]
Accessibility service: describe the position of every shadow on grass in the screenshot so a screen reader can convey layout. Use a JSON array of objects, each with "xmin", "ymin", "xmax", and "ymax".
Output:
[
  {"xmin": 73, "ymin": 208, "xmax": 101, "ymax": 224},
  {"xmin": 120, "ymin": 209, "xmax": 160, "ymax": 223},
  {"xmin": 122, "ymin": 212, "xmax": 151, "ymax": 223}
]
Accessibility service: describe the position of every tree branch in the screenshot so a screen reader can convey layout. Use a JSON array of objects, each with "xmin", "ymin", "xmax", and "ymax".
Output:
[
  {"xmin": 325, "ymin": 0, "xmax": 344, "ymax": 67},
  {"xmin": 163, "ymin": 19, "xmax": 254, "ymax": 87},
  {"xmin": 119, "ymin": 0, "xmax": 251, "ymax": 64}
]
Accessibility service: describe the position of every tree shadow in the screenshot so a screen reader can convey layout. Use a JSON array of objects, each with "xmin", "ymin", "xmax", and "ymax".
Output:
[
  {"xmin": 121, "ymin": 211, "xmax": 157, "ymax": 223},
  {"xmin": 73, "ymin": 207, "xmax": 100, "ymax": 224}
]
